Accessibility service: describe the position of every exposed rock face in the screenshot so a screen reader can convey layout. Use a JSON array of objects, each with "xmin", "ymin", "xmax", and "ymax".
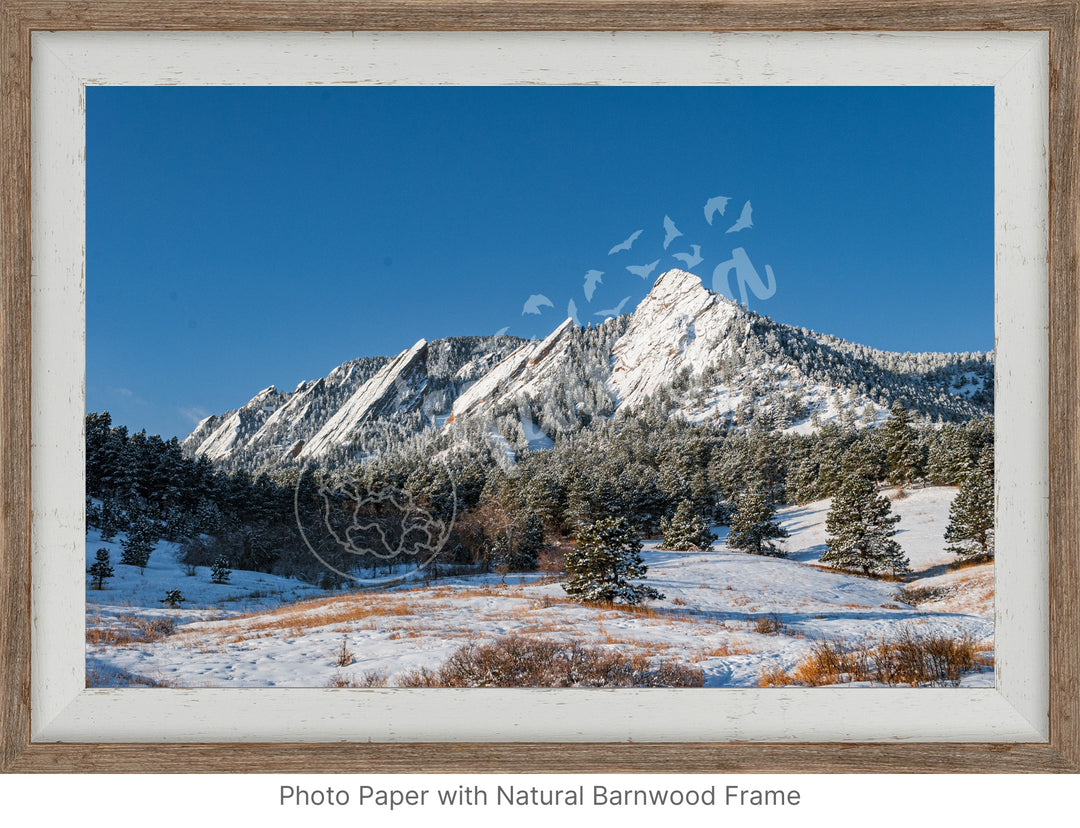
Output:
[
  {"xmin": 450, "ymin": 318, "xmax": 576, "ymax": 421},
  {"xmin": 190, "ymin": 386, "xmax": 287, "ymax": 462},
  {"xmin": 184, "ymin": 267, "xmax": 993, "ymax": 469},
  {"xmin": 299, "ymin": 339, "xmax": 428, "ymax": 460},
  {"xmin": 180, "ymin": 355, "xmax": 389, "ymax": 463},
  {"xmin": 609, "ymin": 269, "xmax": 742, "ymax": 410}
]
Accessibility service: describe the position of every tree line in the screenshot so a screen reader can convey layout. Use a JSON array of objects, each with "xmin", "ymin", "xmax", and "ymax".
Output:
[{"xmin": 86, "ymin": 402, "xmax": 993, "ymax": 588}]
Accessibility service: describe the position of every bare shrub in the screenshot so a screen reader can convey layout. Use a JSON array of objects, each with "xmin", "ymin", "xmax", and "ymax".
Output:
[
  {"xmin": 335, "ymin": 636, "xmax": 353, "ymax": 667},
  {"xmin": 395, "ymin": 635, "xmax": 703, "ymax": 688},
  {"xmin": 759, "ymin": 665, "xmax": 795, "ymax": 686},
  {"xmin": 753, "ymin": 613, "xmax": 785, "ymax": 635},
  {"xmin": 537, "ymin": 548, "xmax": 565, "ymax": 576},
  {"xmin": 143, "ymin": 617, "xmax": 175, "ymax": 638},
  {"xmin": 872, "ymin": 628, "xmax": 978, "ymax": 687},
  {"xmin": 327, "ymin": 670, "xmax": 386, "ymax": 688},
  {"xmin": 792, "ymin": 640, "xmax": 872, "ymax": 686},
  {"xmin": 780, "ymin": 630, "xmax": 985, "ymax": 687},
  {"xmin": 896, "ymin": 585, "xmax": 952, "ymax": 606},
  {"xmin": 86, "ymin": 615, "xmax": 175, "ymax": 648}
]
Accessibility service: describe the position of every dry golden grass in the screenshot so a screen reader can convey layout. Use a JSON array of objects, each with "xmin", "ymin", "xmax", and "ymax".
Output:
[
  {"xmin": 689, "ymin": 641, "xmax": 754, "ymax": 660},
  {"xmin": 758, "ymin": 630, "xmax": 991, "ymax": 688},
  {"xmin": 753, "ymin": 614, "xmax": 785, "ymax": 635},
  {"xmin": 759, "ymin": 665, "xmax": 795, "ymax": 687},
  {"xmin": 206, "ymin": 594, "xmax": 421, "ymax": 640},
  {"xmin": 806, "ymin": 563, "xmax": 908, "ymax": 582},
  {"xmin": 86, "ymin": 616, "xmax": 176, "ymax": 647}
]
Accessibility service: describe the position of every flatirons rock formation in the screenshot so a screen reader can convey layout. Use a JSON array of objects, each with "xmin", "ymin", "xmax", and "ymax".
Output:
[{"xmin": 184, "ymin": 270, "xmax": 993, "ymax": 470}]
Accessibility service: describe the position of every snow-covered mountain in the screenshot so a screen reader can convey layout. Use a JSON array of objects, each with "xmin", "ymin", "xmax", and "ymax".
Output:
[
  {"xmin": 610, "ymin": 268, "xmax": 743, "ymax": 409},
  {"xmin": 183, "ymin": 269, "xmax": 992, "ymax": 470}
]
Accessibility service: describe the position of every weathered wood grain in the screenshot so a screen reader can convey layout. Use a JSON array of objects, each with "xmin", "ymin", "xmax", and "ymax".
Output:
[
  {"xmin": 3, "ymin": 0, "xmax": 1079, "ymax": 32},
  {"xmin": 2, "ymin": 0, "xmax": 1078, "ymax": 774},
  {"xmin": 5, "ymin": 740, "xmax": 1078, "ymax": 774},
  {"xmin": 0, "ymin": 0, "xmax": 33, "ymax": 775},
  {"xmin": 1048, "ymin": 0, "xmax": 1080, "ymax": 773}
]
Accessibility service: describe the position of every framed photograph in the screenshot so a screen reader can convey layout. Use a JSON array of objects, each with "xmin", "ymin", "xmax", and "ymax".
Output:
[{"xmin": 2, "ymin": 1, "xmax": 1078, "ymax": 773}]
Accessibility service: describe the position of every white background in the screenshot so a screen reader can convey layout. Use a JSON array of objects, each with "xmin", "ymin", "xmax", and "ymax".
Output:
[{"xmin": 1, "ymin": 773, "xmax": 1079, "ymax": 825}]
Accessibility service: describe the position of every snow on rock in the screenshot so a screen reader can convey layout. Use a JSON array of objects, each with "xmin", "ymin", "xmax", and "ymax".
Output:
[
  {"xmin": 191, "ymin": 386, "xmax": 286, "ymax": 461},
  {"xmin": 299, "ymin": 339, "xmax": 428, "ymax": 459},
  {"xmin": 450, "ymin": 318, "xmax": 575, "ymax": 421},
  {"xmin": 609, "ymin": 269, "xmax": 742, "ymax": 409}
]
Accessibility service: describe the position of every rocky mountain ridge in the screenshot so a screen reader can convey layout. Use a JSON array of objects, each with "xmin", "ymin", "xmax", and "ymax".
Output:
[{"xmin": 183, "ymin": 270, "xmax": 993, "ymax": 471}]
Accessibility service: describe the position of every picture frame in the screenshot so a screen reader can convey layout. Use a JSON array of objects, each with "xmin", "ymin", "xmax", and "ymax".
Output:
[{"xmin": 1, "ymin": 0, "xmax": 1077, "ymax": 774}]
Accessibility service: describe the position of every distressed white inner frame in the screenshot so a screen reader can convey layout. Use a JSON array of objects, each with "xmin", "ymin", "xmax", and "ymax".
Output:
[{"xmin": 30, "ymin": 31, "xmax": 1049, "ymax": 743}]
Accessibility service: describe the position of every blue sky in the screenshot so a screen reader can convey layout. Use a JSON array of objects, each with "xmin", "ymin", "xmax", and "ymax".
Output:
[{"xmin": 87, "ymin": 86, "xmax": 993, "ymax": 440}]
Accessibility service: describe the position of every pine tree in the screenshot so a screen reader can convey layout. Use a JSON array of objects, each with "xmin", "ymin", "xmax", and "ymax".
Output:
[
  {"xmin": 514, "ymin": 512, "xmax": 547, "ymax": 571},
  {"xmin": 945, "ymin": 451, "xmax": 994, "ymax": 560},
  {"xmin": 162, "ymin": 589, "xmax": 185, "ymax": 608},
  {"xmin": 211, "ymin": 555, "xmax": 232, "ymax": 584},
  {"xmin": 659, "ymin": 499, "xmax": 714, "ymax": 551},
  {"xmin": 822, "ymin": 474, "xmax": 909, "ymax": 575},
  {"xmin": 119, "ymin": 512, "xmax": 157, "ymax": 570},
  {"xmin": 727, "ymin": 489, "xmax": 789, "ymax": 556},
  {"xmin": 879, "ymin": 403, "xmax": 925, "ymax": 486},
  {"xmin": 97, "ymin": 497, "xmax": 123, "ymax": 542},
  {"xmin": 88, "ymin": 549, "xmax": 114, "ymax": 590},
  {"xmin": 564, "ymin": 517, "xmax": 663, "ymax": 604}
]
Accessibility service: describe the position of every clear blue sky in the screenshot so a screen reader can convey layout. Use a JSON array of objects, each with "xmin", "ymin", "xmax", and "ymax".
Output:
[{"xmin": 87, "ymin": 86, "xmax": 993, "ymax": 440}]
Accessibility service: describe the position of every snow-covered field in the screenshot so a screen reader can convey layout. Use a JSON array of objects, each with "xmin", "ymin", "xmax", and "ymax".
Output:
[{"xmin": 86, "ymin": 486, "xmax": 993, "ymax": 688}]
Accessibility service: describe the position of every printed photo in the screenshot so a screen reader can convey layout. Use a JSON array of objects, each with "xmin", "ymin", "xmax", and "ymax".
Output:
[{"xmin": 84, "ymin": 86, "xmax": 994, "ymax": 689}]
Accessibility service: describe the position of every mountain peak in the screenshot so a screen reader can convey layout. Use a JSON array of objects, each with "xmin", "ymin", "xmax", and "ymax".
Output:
[
  {"xmin": 609, "ymin": 269, "xmax": 741, "ymax": 409},
  {"xmin": 649, "ymin": 267, "xmax": 707, "ymax": 296}
]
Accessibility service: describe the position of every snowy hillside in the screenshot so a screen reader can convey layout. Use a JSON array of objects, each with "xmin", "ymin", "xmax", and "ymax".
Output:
[
  {"xmin": 183, "ymin": 270, "xmax": 992, "ymax": 472},
  {"xmin": 86, "ymin": 485, "xmax": 993, "ymax": 689}
]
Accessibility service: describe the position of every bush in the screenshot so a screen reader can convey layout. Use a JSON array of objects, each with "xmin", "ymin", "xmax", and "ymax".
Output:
[
  {"xmin": 758, "ymin": 630, "xmax": 986, "ymax": 688},
  {"xmin": 753, "ymin": 613, "xmax": 785, "ymax": 635},
  {"xmin": 396, "ymin": 635, "xmax": 703, "ymax": 688},
  {"xmin": 335, "ymin": 636, "xmax": 353, "ymax": 667},
  {"xmin": 327, "ymin": 671, "xmax": 387, "ymax": 688},
  {"xmin": 872, "ymin": 628, "xmax": 979, "ymax": 687}
]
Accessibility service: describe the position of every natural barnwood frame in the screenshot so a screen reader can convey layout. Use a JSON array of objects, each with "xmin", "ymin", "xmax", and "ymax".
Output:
[{"xmin": 1, "ymin": 1, "xmax": 1077, "ymax": 774}]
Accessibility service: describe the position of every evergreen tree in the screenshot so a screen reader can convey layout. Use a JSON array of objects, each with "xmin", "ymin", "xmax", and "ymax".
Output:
[
  {"xmin": 97, "ymin": 498, "xmax": 123, "ymax": 542},
  {"xmin": 162, "ymin": 589, "xmax": 184, "ymax": 608},
  {"xmin": 88, "ymin": 549, "xmax": 114, "ymax": 590},
  {"xmin": 659, "ymin": 499, "xmax": 714, "ymax": 551},
  {"xmin": 119, "ymin": 513, "xmax": 157, "ymax": 570},
  {"xmin": 945, "ymin": 450, "xmax": 995, "ymax": 560},
  {"xmin": 211, "ymin": 555, "xmax": 232, "ymax": 584},
  {"xmin": 564, "ymin": 517, "xmax": 663, "ymax": 604},
  {"xmin": 880, "ymin": 403, "xmax": 925, "ymax": 486},
  {"xmin": 514, "ymin": 512, "xmax": 547, "ymax": 571},
  {"xmin": 822, "ymin": 474, "xmax": 909, "ymax": 575},
  {"xmin": 727, "ymin": 489, "xmax": 789, "ymax": 556}
]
